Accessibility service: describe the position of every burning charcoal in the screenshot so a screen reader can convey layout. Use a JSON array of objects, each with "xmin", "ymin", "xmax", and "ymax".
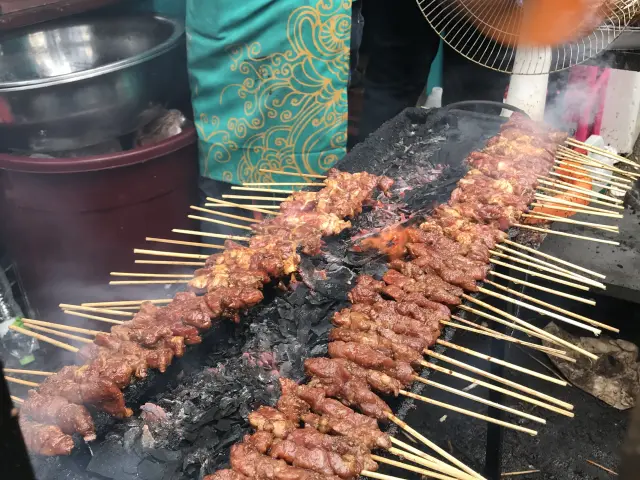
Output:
[
  {"xmin": 140, "ymin": 403, "xmax": 168, "ymax": 424},
  {"xmin": 123, "ymin": 427, "xmax": 142, "ymax": 453},
  {"xmin": 148, "ymin": 448, "xmax": 181, "ymax": 463},
  {"xmin": 141, "ymin": 425, "xmax": 155, "ymax": 450},
  {"xmin": 138, "ymin": 458, "xmax": 166, "ymax": 480},
  {"xmin": 86, "ymin": 440, "xmax": 142, "ymax": 479}
]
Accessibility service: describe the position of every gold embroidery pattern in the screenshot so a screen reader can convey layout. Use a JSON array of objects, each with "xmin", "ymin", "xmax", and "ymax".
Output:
[{"xmin": 196, "ymin": 0, "xmax": 351, "ymax": 183}]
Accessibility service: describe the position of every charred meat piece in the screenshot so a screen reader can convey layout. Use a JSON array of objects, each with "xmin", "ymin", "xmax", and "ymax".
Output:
[
  {"xmin": 249, "ymin": 406, "xmax": 299, "ymax": 439},
  {"xmin": 19, "ymin": 418, "xmax": 74, "ymax": 456},
  {"xmin": 335, "ymin": 306, "xmax": 425, "ymax": 341},
  {"xmin": 78, "ymin": 341, "xmax": 147, "ymax": 387},
  {"xmin": 92, "ymin": 333, "xmax": 175, "ymax": 373},
  {"xmin": 328, "ymin": 341, "xmax": 415, "ymax": 385},
  {"xmin": 351, "ymin": 303, "xmax": 441, "ymax": 339},
  {"xmin": 21, "ymin": 391, "xmax": 96, "ymax": 441},
  {"xmin": 278, "ymin": 378, "xmax": 312, "ymax": 421}
]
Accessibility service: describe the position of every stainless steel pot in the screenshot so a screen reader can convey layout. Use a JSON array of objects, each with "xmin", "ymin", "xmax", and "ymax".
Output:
[{"xmin": 0, "ymin": 14, "xmax": 186, "ymax": 152}]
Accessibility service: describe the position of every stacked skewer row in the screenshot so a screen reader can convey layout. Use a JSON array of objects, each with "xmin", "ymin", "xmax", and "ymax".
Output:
[{"xmin": 6, "ymin": 113, "xmax": 637, "ymax": 479}]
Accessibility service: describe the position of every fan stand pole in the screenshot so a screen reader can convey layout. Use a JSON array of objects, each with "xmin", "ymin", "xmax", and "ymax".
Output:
[{"xmin": 504, "ymin": 46, "xmax": 552, "ymax": 120}]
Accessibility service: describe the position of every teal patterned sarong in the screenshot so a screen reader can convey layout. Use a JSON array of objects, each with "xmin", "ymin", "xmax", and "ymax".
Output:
[{"xmin": 186, "ymin": 0, "xmax": 351, "ymax": 184}]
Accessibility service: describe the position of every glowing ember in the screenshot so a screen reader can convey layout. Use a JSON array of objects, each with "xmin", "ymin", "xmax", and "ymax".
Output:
[{"xmin": 354, "ymin": 225, "xmax": 411, "ymax": 260}]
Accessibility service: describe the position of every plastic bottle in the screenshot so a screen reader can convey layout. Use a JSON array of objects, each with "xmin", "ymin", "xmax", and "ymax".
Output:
[{"xmin": 0, "ymin": 269, "xmax": 37, "ymax": 366}]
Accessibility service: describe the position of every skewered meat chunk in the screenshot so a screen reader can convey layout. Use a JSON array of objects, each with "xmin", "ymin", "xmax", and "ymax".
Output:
[
  {"xmin": 306, "ymin": 357, "xmax": 402, "ymax": 396},
  {"xmin": 19, "ymin": 419, "xmax": 74, "ymax": 456},
  {"xmin": 382, "ymin": 268, "xmax": 462, "ymax": 305},
  {"xmin": 38, "ymin": 366, "xmax": 131, "ymax": 418},
  {"xmin": 231, "ymin": 442, "xmax": 341, "ymax": 480},
  {"xmin": 270, "ymin": 435, "xmax": 361, "ymax": 479},
  {"xmin": 335, "ymin": 306, "xmax": 426, "ymax": 341},
  {"xmin": 329, "ymin": 328, "xmax": 422, "ymax": 364},
  {"xmin": 90, "ymin": 334, "xmax": 174, "ymax": 374},
  {"xmin": 282, "ymin": 382, "xmax": 391, "ymax": 450},
  {"xmin": 328, "ymin": 341, "xmax": 415, "ymax": 385},
  {"xmin": 21, "ymin": 391, "xmax": 96, "ymax": 441},
  {"xmin": 205, "ymin": 287, "xmax": 264, "ymax": 323},
  {"xmin": 308, "ymin": 375, "xmax": 391, "ymax": 420},
  {"xmin": 287, "ymin": 428, "xmax": 378, "ymax": 472},
  {"xmin": 204, "ymin": 469, "xmax": 249, "ymax": 480},
  {"xmin": 249, "ymin": 406, "xmax": 299, "ymax": 439}
]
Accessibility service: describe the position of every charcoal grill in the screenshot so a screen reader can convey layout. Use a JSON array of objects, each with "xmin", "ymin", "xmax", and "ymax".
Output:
[{"xmin": 1, "ymin": 105, "xmax": 582, "ymax": 480}]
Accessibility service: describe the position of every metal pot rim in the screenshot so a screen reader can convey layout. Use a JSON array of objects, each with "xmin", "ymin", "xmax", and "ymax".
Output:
[{"xmin": 0, "ymin": 14, "xmax": 184, "ymax": 92}]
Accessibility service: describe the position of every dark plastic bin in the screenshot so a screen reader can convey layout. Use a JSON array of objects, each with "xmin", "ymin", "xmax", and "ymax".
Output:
[{"xmin": 0, "ymin": 129, "xmax": 199, "ymax": 324}]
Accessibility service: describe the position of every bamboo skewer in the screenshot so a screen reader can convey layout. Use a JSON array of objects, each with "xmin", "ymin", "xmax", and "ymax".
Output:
[
  {"xmin": 477, "ymin": 288, "xmax": 601, "ymax": 335},
  {"xmin": 566, "ymin": 138, "xmax": 640, "ymax": 169},
  {"xmin": 206, "ymin": 203, "xmax": 281, "ymax": 209},
  {"xmin": 490, "ymin": 250, "xmax": 605, "ymax": 288},
  {"xmin": 412, "ymin": 375, "xmax": 546, "ymax": 424},
  {"xmin": 444, "ymin": 318, "xmax": 574, "ymax": 362},
  {"xmin": 206, "ymin": 197, "xmax": 279, "ymax": 215},
  {"xmin": 487, "ymin": 271, "xmax": 595, "ymax": 305},
  {"xmin": 4, "ymin": 368, "xmax": 53, "ymax": 376},
  {"xmin": 172, "ymin": 229, "xmax": 249, "ymax": 242},
  {"xmin": 82, "ymin": 299, "xmax": 171, "ymax": 307},
  {"xmin": 136, "ymin": 260, "xmax": 206, "ymax": 267},
  {"xmin": 388, "ymin": 439, "xmax": 475, "ymax": 480},
  {"xmin": 58, "ymin": 304, "xmax": 134, "ymax": 317},
  {"xmin": 458, "ymin": 304, "xmax": 567, "ymax": 349},
  {"xmin": 486, "ymin": 280, "xmax": 618, "ymax": 333},
  {"xmin": 134, "ymin": 248, "xmax": 210, "ymax": 260},
  {"xmin": 557, "ymin": 146, "xmax": 640, "ymax": 178},
  {"xmin": 434, "ymin": 339, "xmax": 568, "ymax": 385},
  {"xmin": 372, "ymin": 455, "xmax": 459, "ymax": 480},
  {"xmin": 17, "ymin": 323, "xmax": 93, "ymax": 343},
  {"xmin": 495, "ymin": 244, "xmax": 603, "ymax": 282},
  {"xmin": 554, "ymin": 159, "xmax": 634, "ymax": 184},
  {"xmin": 11, "ymin": 395, "xmax": 24, "ymax": 404},
  {"xmin": 537, "ymin": 178, "xmax": 623, "ymax": 204},
  {"xmin": 585, "ymin": 460, "xmax": 618, "ymax": 476},
  {"xmin": 105, "ymin": 306, "xmax": 140, "ymax": 311},
  {"xmin": 9, "ymin": 324, "xmax": 79, "ymax": 353},
  {"xmin": 231, "ymin": 186, "xmax": 295, "ymax": 194},
  {"xmin": 110, "ymin": 272, "xmax": 193, "ymax": 278},
  {"xmin": 462, "ymin": 294, "xmax": 598, "ymax": 360},
  {"xmin": 534, "ymin": 193, "xmax": 621, "ymax": 214},
  {"xmin": 385, "ymin": 413, "xmax": 486, "ymax": 480},
  {"xmin": 22, "ymin": 319, "xmax": 102, "ymax": 335},
  {"xmin": 399, "ymin": 389, "xmax": 538, "ymax": 435},
  {"xmin": 447, "ymin": 315, "xmax": 567, "ymax": 355},
  {"xmin": 502, "ymin": 239, "xmax": 605, "ymax": 279},
  {"xmin": 259, "ymin": 168, "xmax": 327, "ymax": 179},
  {"xmin": 521, "ymin": 213, "xmax": 619, "ymax": 233},
  {"xmin": 243, "ymin": 182, "xmax": 325, "ymax": 186},
  {"xmin": 190, "ymin": 205, "xmax": 257, "ymax": 223},
  {"xmin": 146, "ymin": 237, "xmax": 224, "ymax": 250},
  {"xmin": 489, "ymin": 258, "xmax": 591, "ymax": 290},
  {"xmin": 421, "ymin": 353, "xmax": 572, "ymax": 410},
  {"xmin": 547, "ymin": 170, "xmax": 631, "ymax": 191},
  {"xmin": 361, "ymin": 471, "xmax": 411, "ymax": 480},
  {"xmin": 63, "ymin": 310, "xmax": 124, "ymax": 325},
  {"xmin": 110, "ymin": 280, "xmax": 190, "ymax": 285},
  {"xmin": 513, "ymin": 223, "xmax": 620, "ymax": 246},
  {"xmin": 530, "ymin": 203, "xmax": 623, "ymax": 218},
  {"xmin": 222, "ymin": 194, "xmax": 287, "ymax": 202},
  {"xmin": 188, "ymin": 215, "xmax": 254, "ymax": 231},
  {"xmin": 6, "ymin": 376, "xmax": 39, "ymax": 387},
  {"xmin": 500, "ymin": 470, "xmax": 541, "ymax": 477},
  {"xmin": 423, "ymin": 361, "xmax": 574, "ymax": 417},
  {"xmin": 536, "ymin": 186, "xmax": 624, "ymax": 210}
]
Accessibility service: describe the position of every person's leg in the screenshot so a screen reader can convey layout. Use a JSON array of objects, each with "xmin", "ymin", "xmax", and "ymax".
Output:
[
  {"xmin": 357, "ymin": 0, "xmax": 440, "ymax": 142},
  {"xmin": 441, "ymin": 41, "xmax": 511, "ymax": 110}
]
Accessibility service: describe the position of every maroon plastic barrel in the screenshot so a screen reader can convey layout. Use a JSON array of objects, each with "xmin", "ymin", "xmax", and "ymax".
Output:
[{"xmin": 0, "ymin": 129, "xmax": 199, "ymax": 324}]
